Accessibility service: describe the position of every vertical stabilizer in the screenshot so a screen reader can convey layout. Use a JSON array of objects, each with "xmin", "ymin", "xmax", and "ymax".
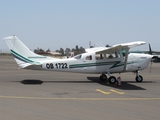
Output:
[{"xmin": 3, "ymin": 35, "xmax": 51, "ymax": 68}]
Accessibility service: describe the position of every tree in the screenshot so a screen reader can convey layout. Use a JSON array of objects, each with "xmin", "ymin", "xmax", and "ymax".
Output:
[
  {"xmin": 46, "ymin": 48, "xmax": 51, "ymax": 52},
  {"xmin": 75, "ymin": 45, "xmax": 79, "ymax": 52},
  {"xmin": 106, "ymin": 44, "xmax": 111, "ymax": 47},
  {"xmin": 79, "ymin": 46, "xmax": 85, "ymax": 53},
  {"xmin": 71, "ymin": 48, "xmax": 75, "ymax": 52},
  {"xmin": 59, "ymin": 48, "xmax": 64, "ymax": 55},
  {"xmin": 55, "ymin": 50, "xmax": 60, "ymax": 53},
  {"xmin": 34, "ymin": 48, "xmax": 44, "ymax": 53},
  {"xmin": 65, "ymin": 48, "xmax": 70, "ymax": 56}
]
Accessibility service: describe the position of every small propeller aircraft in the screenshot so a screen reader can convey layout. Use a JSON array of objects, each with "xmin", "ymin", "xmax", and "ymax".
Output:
[{"xmin": 3, "ymin": 35, "xmax": 152, "ymax": 84}]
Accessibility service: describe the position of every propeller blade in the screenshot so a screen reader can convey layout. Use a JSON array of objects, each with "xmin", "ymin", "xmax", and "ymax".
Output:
[
  {"xmin": 149, "ymin": 43, "xmax": 153, "ymax": 73},
  {"xmin": 148, "ymin": 43, "xmax": 152, "ymax": 55}
]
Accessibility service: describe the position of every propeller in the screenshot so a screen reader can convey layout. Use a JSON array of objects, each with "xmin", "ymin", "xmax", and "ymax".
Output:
[
  {"xmin": 148, "ymin": 43, "xmax": 153, "ymax": 73},
  {"xmin": 148, "ymin": 43, "xmax": 152, "ymax": 55}
]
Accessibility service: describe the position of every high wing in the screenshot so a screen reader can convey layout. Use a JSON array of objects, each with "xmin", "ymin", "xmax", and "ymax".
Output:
[
  {"xmin": 95, "ymin": 41, "xmax": 146, "ymax": 54},
  {"xmin": 85, "ymin": 47, "xmax": 106, "ymax": 53},
  {"xmin": 94, "ymin": 41, "xmax": 146, "ymax": 71},
  {"xmin": 85, "ymin": 41, "xmax": 146, "ymax": 53}
]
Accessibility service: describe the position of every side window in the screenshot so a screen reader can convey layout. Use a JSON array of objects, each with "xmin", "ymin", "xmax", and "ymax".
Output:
[
  {"xmin": 86, "ymin": 55, "xmax": 92, "ymax": 60},
  {"xmin": 115, "ymin": 52, "xmax": 121, "ymax": 58},
  {"xmin": 96, "ymin": 52, "xmax": 120, "ymax": 60},
  {"xmin": 107, "ymin": 52, "xmax": 120, "ymax": 59},
  {"xmin": 108, "ymin": 53, "xmax": 113, "ymax": 58},
  {"xmin": 96, "ymin": 54, "xmax": 104, "ymax": 60}
]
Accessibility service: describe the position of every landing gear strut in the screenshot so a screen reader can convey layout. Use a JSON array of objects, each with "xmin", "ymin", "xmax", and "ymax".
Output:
[{"xmin": 135, "ymin": 71, "xmax": 143, "ymax": 82}]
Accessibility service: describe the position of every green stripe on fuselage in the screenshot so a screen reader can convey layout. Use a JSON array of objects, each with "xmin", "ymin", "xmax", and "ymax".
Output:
[
  {"xmin": 11, "ymin": 49, "xmax": 40, "ymax": 64},
  {"xmin": 109, "ymin": 61, "xmax": 136, "ymax": 69},
  {"xmin": 70, "ymin": 61, "xmax": 137, "ymax": 69},
  {"xmin": 70, "ymin": 61, "xmax": 120, "ymax": 68}
]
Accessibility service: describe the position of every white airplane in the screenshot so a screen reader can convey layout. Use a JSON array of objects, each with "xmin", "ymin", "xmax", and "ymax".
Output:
[{"xmin": 3, "ymin": 35, "xmax": 152, "ymax": 84}]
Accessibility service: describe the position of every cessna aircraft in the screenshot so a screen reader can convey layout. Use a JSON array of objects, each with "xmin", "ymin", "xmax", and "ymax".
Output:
[{"xmin": 3, "ymin": 35, "xmax": 152, "ymax": 84}]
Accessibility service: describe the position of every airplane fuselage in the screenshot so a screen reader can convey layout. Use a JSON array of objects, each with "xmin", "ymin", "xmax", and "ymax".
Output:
[{"xmin": 30, "ymin": 52, "xmax": 151, "ymax": 74}]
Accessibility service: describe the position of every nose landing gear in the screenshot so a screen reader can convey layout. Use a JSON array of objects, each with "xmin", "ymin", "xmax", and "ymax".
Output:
[{"xmin": 135, "ymin": 71, "xmax": 143, "ymax": 82}]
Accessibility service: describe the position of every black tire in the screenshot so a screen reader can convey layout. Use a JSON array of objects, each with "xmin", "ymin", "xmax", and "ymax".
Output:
[
  {"xmin": 135, "ymin": 75, "xmax": 143, "ymax": 82},
  {"xmin": 100, "ymin": 74, "xmax": 107, "ymax": 81},
  {"xmin": 108, "ymin": 76, "xmax": 116, "ymax": 84}
]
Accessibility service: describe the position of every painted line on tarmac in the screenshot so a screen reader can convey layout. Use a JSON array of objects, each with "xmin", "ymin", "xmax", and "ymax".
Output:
[
  {"xmin": 96, "ymin": 89, "xmax": 111, "ymax": 94},
  {"xmin": 110, "ymin": 89, "xmax": 125, "ymax": 94},
  {"xmin": 0, "ymin": 95, "xmax": 159, "ymax": 101},
  {"xmin": 96, "ymin": 89, "xmax": 125, "ymax": 95}
]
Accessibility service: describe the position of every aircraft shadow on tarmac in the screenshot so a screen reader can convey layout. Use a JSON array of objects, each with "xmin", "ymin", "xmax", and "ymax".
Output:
[
  {"xmin": 21, "ymin": 80, "xmax": 43, "ymax": 85},
  {"xmin": 20, "ymin": 77, "xmax": 154, "ymax": 90},
  {"xmin": 87, "ymin": 77, "xmax": 154, "ymax": 90}
]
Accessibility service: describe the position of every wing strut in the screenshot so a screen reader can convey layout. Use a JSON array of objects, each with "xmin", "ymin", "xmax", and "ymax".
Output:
[{"xmin": 123, "ymin": 48, "xmax": 129, "ymax": 71}]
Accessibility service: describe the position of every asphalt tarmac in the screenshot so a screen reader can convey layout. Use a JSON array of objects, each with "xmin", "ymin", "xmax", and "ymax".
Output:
[{"xmin": 0, "ymin": 58, "xmax": 160, "ymax": 120}]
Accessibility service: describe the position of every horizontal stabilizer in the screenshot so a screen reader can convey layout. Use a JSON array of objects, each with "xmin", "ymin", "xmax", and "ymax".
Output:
[{"xmin": 18, "ymin": 62, "xmax": 42, "ymax": 69}]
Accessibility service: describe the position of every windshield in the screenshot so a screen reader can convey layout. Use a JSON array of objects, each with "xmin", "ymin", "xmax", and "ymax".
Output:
[{"xmin": 122, "ymin": 49, "xmax": 130, "ymax": 56}]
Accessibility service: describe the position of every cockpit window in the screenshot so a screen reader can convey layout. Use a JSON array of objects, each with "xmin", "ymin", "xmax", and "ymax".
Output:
[
  {"xmin": 122, "ymin": 49, "xmax": 126, "ymax": 56},
  {"xmin": 74, "ymin": 54, "xmax": 82, "ymax": 59},
  {"xmin": 122, "ymin": 49, "xmax": 130, "ymax": 56}
]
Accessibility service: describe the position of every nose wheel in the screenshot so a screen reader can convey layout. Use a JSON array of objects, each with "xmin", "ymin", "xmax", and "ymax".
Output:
[
  {"xmin": 135, "ymin": 75, "xmax": 143, "ymax": 82},
  {"xmin": 135, "ymin": 71, "xmax": 143, "ymax": 82}
]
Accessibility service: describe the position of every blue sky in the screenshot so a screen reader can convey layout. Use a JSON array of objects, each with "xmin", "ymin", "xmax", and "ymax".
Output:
[{"xmin": 1, "ymin": 0, "xmax": 160, "ymax": 51}]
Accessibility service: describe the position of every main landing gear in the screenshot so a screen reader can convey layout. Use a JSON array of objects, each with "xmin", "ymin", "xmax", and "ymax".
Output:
[
  {"xmin": 100, "ymin": 73, "xmax": 116, "ymax": 84},
  {"xmin": 100, "ymin": 70, "xmax": 143, "ymax": 83}
]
